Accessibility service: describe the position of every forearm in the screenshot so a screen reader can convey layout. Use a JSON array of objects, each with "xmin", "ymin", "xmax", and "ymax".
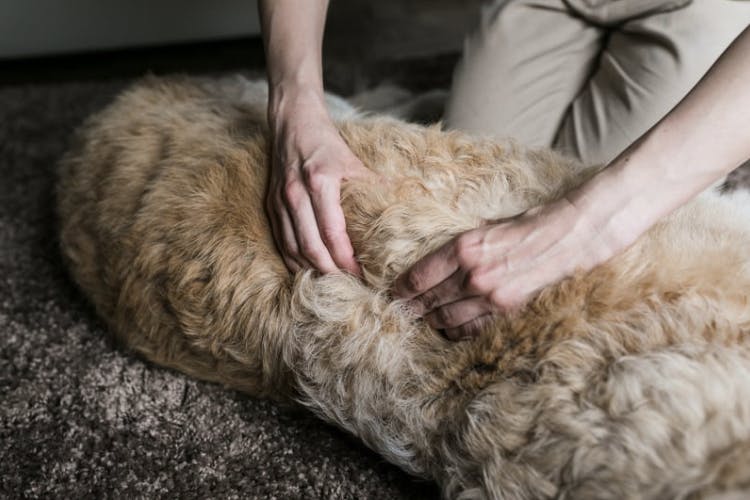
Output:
[
  {"xmin": 258, "ymin": 0, "xmax": 330, "ymax": 126},
  {"xmin": 394, "ymin": 27, "xmax": 750, "ymax": 326},
  {"xmin": 570, "ymin": 26, "xmax": 750, "ymax": 251},
  {"xmin": 258, "ymin": 0, "xmax": 370, "ymax": 276}
]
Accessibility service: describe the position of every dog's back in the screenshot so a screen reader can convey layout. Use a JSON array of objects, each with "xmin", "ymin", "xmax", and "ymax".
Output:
[{"xmin": 58, "ymin": 76, "xmax": 750, "ymax": 498}]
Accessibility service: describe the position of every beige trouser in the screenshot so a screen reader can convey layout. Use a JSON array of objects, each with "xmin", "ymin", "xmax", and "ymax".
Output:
[{"xmin": 444, "ymin": 0, "xmax": 750, "ymax": 166}]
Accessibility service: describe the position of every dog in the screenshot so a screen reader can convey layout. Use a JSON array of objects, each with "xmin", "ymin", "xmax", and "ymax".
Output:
[{"xmin": 57, "ymin": 75, "xmax": 750, "ymax": 499}]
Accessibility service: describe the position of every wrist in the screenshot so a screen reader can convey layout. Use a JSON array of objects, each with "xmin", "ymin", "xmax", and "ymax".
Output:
[
  {"xmin": 267, "ymin": 60, "xmax": 324, "ymax": 94},
  {"xmin": 267, "ymin": 81, "xmax": 330, "ymax": 133},
  {"xmin": 561, "ymin": 180, "xmax": 645, "ymax": 264},
  {"xmin": 564, "ymin": 134, "xmax": 680, "ymax": 255}
]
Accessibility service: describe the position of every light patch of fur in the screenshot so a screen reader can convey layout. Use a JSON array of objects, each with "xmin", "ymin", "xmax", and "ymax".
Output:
[{"xmin": 57, "ymin": 75, "xmax": 750, "ymax": 499}]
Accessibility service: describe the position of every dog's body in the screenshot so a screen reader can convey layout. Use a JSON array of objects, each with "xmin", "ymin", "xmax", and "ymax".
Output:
[{"xmin": 57, "ymin": 76, "xmax": 750, "ymax": 499}]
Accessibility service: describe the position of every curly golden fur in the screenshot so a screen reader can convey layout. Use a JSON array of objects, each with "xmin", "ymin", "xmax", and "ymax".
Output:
[{"xmin": 57, "ymin": 75, "xmax": 750, "ymax": 499}]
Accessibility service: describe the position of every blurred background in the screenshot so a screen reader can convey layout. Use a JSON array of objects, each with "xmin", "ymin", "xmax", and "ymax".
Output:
[
  {"xmin": 0, "ymin": 0, "xmax": 481, "ymax": 92},
  {"xmin": 0, "ymin": 0, "xmax": 261, "ymax": 59}
]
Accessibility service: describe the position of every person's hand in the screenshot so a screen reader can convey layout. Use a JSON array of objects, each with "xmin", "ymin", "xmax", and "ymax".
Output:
[
  {"xmin": 392, "ymin": 24, "xmax": 750, "ymax": 341},
  {"xmin": 393, "ymin": 197, "xmax": 618, "ymax": 340},
  {"xmin": 267, "ymin": 87, "xmax": 373, "ymax": 275}
]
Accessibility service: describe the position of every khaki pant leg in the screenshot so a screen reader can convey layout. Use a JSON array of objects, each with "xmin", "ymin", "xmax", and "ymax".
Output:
[
  {"xmin": 443, "ymin": 0, "xmax": 604, "ymax": 148},
  {"xmin": 553, "ymin": 0, "xmax": 750, "ymax": 166}
]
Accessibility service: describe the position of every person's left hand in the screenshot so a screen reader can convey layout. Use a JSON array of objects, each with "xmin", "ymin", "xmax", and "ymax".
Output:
[{"xmin": 392, "ymin": 197, "xmax": 617, "ymax": 340}]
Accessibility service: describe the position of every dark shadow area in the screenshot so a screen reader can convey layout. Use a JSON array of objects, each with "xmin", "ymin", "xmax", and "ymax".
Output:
[{"xmin": 0, "ymin": 36, "xmax": 267, "ymax": 86}]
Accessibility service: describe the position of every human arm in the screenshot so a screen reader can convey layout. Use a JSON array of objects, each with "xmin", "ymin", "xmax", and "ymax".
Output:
[
  {"xmin": 394, "ymin": 26, "xmax": 750, "ymax": 340},
  {"xmin": 258, "ymin": 0, "xmax": 371, "ymax": 275}
]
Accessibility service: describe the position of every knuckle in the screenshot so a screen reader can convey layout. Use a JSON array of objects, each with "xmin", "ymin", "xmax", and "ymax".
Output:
[
  {"xmin": 405, "ymin": 271, "xmax": 425, "ymax": 294},
  {"xmin": 282, "ymin": 180, "xmax": 305, "ymax": 207},
  {"xmin": 420, "ymin": 291, "xmax": 439, "ymax": 312},
  {"xmin": 436, "ymin": 307, "xmax": 454, "ymax": 326},
  {"xmin": 302, "ymin": 163, "xmax": 328, "ymax": 192},
  {"xmin": 464, "ymin": 269, "xmax": 486, "ymax": 293},
  {"xmin": 454, "ymin": 233, "xmax": 479, "ymax": 268},
  {"xmin": 489, "ymin": 290, "xmax": 512, "ymax": 312}
]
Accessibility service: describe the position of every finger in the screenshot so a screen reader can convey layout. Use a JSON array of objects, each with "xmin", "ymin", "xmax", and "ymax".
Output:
[
  {"xmin": 268, "ymin": 200, "xmax": 305, "ymax": 273},
  {"xmin": 279, "ymin": 205, "xmax": 311, "ymax": 272},
  {"xmin": 309, "ymin": 178, "xmax": 362, "ymax": 276},
  {"xmin": 284, "ymin": 186, "xmax": 339, "ymax": 274},
  {"xmin": 443, "ymin": 314, "xmax": 493, "ymax": 341},
  {"xmin": 392, "ymin": 240, "xmax": 460, "ymax": 300},
  {"xmin": 408, "ymin": 269, "xmax": 473, "ymax": 317},
  {"xmin": 424, "ymin": 297, "xmax": 494, "ymax": 330}
]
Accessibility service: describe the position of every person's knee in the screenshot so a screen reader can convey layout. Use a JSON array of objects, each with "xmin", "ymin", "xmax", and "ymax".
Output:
[
  {"xmin": 447, "ymin": 0, "xmax": 589, "ymax": 143},
  {"xmin": 641, "ymin": 0, "xmax": 750, "ymax": 57},
  {"xmin": 565, "ymin": 0, "xmax": 692, "ymax": 26},
  {"xmin": 554, "ymin": 0, "xmax": 750, "ymax": 165},
  {"xmin": 631, "ymin": 0, "xmax": 750, "ymax": 96}
]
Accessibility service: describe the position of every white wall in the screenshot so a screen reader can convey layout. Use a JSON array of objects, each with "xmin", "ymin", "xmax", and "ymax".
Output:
[{"xmin": 0, "ymin": 0, "xmax": 261, "ymax": 59}]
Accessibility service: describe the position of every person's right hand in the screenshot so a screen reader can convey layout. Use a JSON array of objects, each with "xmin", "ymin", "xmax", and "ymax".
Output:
[{"xmin": 267, "ymin": 86, "xmax": 372, "ymax": 275}]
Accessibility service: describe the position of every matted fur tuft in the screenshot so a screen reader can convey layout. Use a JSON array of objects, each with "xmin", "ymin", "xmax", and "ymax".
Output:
[{"xmin": 57, "ymin": 75, "xmax": 750, "ymax": 499}]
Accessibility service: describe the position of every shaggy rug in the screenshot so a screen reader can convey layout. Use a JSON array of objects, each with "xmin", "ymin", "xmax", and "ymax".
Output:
[{"xmin": 1, "ymin": 76, "xmax": 749, "ymax": 499}]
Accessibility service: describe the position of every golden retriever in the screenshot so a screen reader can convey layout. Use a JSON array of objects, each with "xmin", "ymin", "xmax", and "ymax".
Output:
[{"xmin": 57, "ymin": 75, "xmax": 750, "ymax": 499}]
